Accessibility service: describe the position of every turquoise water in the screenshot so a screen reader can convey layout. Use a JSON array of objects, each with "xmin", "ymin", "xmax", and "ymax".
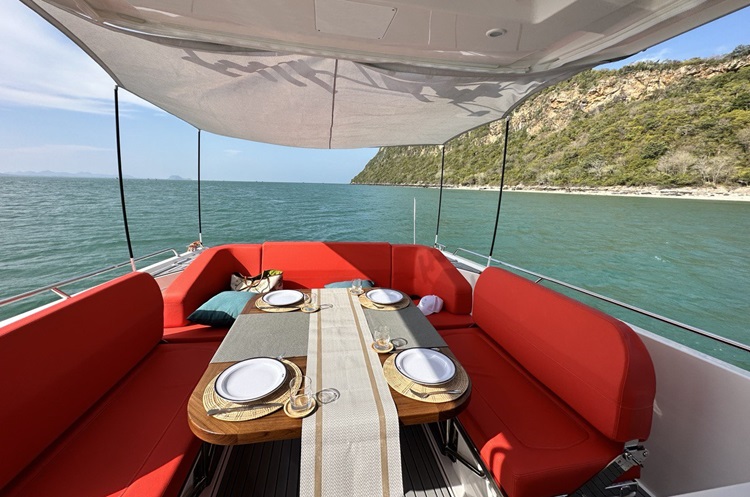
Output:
[{"xmin": 2, "ymin": 176, "xmax": 749, "ymax": 367}]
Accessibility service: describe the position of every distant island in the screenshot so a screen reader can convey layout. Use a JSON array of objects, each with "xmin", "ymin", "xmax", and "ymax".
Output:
[
  {"xmin": 352, "ymin": 45, "xmax": 750, "ymax": 194},
  {"xmin": 0, "ymin": 170, "xmax": 136, "ymax": 179},
  {"xmin": 0, "ymin": 171, "xmax": 193, "ymax": 180}
]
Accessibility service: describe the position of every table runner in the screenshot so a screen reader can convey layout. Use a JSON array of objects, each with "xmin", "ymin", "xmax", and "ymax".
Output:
[{"xmin": 300, "ymin": 288, "xmax": 402, "ymax": 497}]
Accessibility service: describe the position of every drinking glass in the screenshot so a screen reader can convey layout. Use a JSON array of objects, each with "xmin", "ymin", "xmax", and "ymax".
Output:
[
  {"xmin": 302, "ymin": 292, "xmax": 319, "ymax": 312},
  {"xmin": 373, "ymin": 326, "xmax": 392, "ymax": 352},
  {"xmin": 350, "ymin": 278, "xmax": 363, "ymax": 295},
  {"xmin": 289, "ymin": 376, "xmax": 314, "ymax": 412}
]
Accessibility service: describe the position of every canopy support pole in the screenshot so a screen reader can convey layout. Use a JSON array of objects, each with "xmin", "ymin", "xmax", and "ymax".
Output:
[
  {"xmin": 114, "ymin": 86, "xmax": 136, "ymax": 272},
  {"xmin": 434, "ymin": 145, "xmax": 446, "ymax": 247},
  {"xmin": 197, "ymin": 129, "xmax": 203, "ymax": 243},
  {"xmin": 488, "ymin": 118, "xmax": 511, "ymax": 265}
]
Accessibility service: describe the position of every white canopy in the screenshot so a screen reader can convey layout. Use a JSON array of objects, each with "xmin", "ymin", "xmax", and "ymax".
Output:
[{"xmin": 24, "ymin": 0, "xmax": 750, "ymax": 148}]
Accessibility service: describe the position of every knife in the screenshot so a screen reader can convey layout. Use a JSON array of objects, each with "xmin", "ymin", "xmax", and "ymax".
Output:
[{"xmin": 207, "ymin": 402, "xmax": 284, "ymax": 416}]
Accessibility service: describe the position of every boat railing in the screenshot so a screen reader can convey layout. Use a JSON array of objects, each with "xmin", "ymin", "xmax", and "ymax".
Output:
[
  {"xmin": 448, "ymin": 246, "xmax": 750, "ymax": 355},
  {"xmin": 0, "ymin": 248, "xmax": 182, "ymax": 308}
]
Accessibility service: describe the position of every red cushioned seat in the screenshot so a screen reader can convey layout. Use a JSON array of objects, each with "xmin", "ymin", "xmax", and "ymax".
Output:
[
  {"xmin": 0, "ymin": 272, "xmax": 213, "ymax": 497},
  {"xmin": 163, "ymin": 244, "xmax": 262, "ymax": 327},
  {"xmin": 441, "ymin": 267, "xmax": 656, "ymax": 497},
  {"xmin": 162, "ymin": 323, "xmax": 229, "ymax": 343},
  {"xmin": 2, "ymin": 342, "xmax": 216, "ymax": 497},
  {"xmin": 412, "ymin": 298, "xmax": 475, "ymax": 329},
  {"xmin": 262, "ymin": 241, "xmax": 392, "ymax": 289},
  {"xmin": 426, "ymin": 311, "xmax": 475, "ymax": 330},
  {"xmin": 443, "ymin": 328, "xmax": 625, "ymax": 497},
  {"xmin": 0, "ymin": 272, "xmax": 164, "ymax": 490},
  {"xmin": 392, "ymin": 245, "xmax": 472, "ymax": 320},
  {"xmin": 472, "ymin": 268, "xmax": 655, "ymax": 443}
]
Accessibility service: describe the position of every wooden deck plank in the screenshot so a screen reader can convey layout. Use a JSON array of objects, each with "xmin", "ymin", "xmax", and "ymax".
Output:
[
  {"xmin": 412, "ymin": 426, "xmax": 451, "ymax": 497},
  {"xmin": 403, "ymin": 424, "xmax": 450, "ymax": 497},
  {"xmin": 249, "ymin": 443, "xmax": 272, "ymax": 497},
  {"xmin": 286, "ymin": 437, "xmax": 302, "ymax": 497},
  {"xmin": 262, "ymin": 436, "xmax": 284, "ymax": 497}
]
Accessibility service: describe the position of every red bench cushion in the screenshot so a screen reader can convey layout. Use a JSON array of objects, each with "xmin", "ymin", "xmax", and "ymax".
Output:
[
  {"xmin": 262, "ymin": 241, "xmax": 392, "ymax": 289},
  {"xmin": 2, "ymin": 342, "xmax": 216, "ymax": 497},
  {"xmin": 426, "ymin": 311, "xmax": 474, "ymax": 330},
  {"xmin": 392, "ymin": 245, "xmax": 472, "ymax": 315},
  {"xmin": 473, "ymin": 268, "xmax": 655, "ymax": 442},
  {"xmin": 162, "ymin": 323, "xmax": 229, "ymax": 343},
  {"xmin": 163, "ymin": 244, "xmax": 262, "ymax": 327},
  {"xmin": 411, "ymin": 298, "xmax": 475, "ymax": 330},
  {"xmin": 443, "ymin": 327, "xmax": 626, "ymax": 497},
  {"xmin": 0, "ymin": 272, "xmax": 163, "ymax": 490}
]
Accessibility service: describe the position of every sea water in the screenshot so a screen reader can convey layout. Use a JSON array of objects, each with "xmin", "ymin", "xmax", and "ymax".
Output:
[{"xmin": 2, "ymin": 176, "xmax": 748, "ymax": 368}]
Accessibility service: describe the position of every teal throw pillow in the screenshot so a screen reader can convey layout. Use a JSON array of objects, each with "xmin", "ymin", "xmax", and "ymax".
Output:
[
  {"xmin": 188, "ymin": 291, "xmax": 257, "ymax": 327},
  {"xmin": 324, "ymin": 279, "xmax": 375, "ymax": 289}
]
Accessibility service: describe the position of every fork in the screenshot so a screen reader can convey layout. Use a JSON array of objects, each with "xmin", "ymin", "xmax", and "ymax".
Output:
[{"xmin": 409, "ymin": 388, "xmax": 462, "ymax": 398}]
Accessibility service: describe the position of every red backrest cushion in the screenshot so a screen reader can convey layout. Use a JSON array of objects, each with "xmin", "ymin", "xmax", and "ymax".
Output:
[
  {"xmin": 0, "ymin": 272, "xmax": 163, "ymax": 490},
  {"xmin": 163, "ymin": 244, "xmax": 262, "ymax": 327},
  {"xmin": 262, "ymin": 241, "xmax": 392, "ymax": 289},
  {"xmin": 473, "ymin": 267, "xmax": 655, "ymax": 442},
  {"xmin": 391, "ymin": 245, "xmax": 472, "ymax": 314}
]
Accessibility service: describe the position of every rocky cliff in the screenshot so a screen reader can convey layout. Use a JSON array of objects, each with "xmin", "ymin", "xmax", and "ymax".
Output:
[{"xmin": 352, "ymin": 46, "xmax": 750, "ymax": 188}]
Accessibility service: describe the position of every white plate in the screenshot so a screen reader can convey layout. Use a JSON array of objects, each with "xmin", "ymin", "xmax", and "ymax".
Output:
[
  {"xmin": 215, "ymin": 358, "xmax": 288, "ymax": 402},
  {"xmin": 366, "ymin": 288, "xmax": 403, "ymax": 305},
  {"xmin": 395, "ymin": 348, "xmax": 456, "ymax": 385},
  {"xmin": 262, "ymin": 289, "xmax": 304, "ymax": 306}
]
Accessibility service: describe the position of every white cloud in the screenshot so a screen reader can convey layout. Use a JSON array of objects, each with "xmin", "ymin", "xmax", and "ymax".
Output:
[
  {"xmin": 0, "ymin": 86, "xmax": 112, "ymax": 114},
  {"xmin": 712, "ymin": 45, "xmax": 729, "ymax": 56},
  {"xmin": 0, "ymin": 1, "xmax": 157, "ymax": 115},
  {"xmin": 224, "ymin": 149, "xmax": 242, "ymax": 156},
  {"xmin": 628, "ymin": 47, "xmax": 673, "ymax": 64}
]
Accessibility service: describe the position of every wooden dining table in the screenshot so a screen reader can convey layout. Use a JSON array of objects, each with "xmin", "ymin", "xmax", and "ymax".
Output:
[{"xmin": 187, "ymin": 291, "xmax": 471, "ymax": 446}]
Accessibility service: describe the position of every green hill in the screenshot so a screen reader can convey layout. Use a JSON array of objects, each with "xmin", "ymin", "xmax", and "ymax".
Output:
[{"xmin": 352, "ymin": 46, "xmax": 750, "ymax": 188}]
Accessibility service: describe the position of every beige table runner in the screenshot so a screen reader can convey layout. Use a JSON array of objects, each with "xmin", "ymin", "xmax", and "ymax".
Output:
[{"xmin": 300, "ymin": 288, "xmax": 402, "ymax": 497}]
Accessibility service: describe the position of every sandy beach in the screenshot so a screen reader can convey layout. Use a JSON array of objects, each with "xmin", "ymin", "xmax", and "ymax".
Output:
[
  {"xmin": 503, "ymin": 185, "xmax": 750, "ymax": 201},
  {"xmin": 382, "ymin": 183, "xmax": 750, "ymax": 201}
]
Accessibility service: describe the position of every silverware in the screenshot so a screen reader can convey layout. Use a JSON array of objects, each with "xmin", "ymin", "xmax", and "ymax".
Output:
[
  {"xmin": 409, "ymin": 388, "xmax": 462, "ymax": 399},
  {"xmin": 207, "ymin": 402, "xmax": 284, "ymax": 416}
]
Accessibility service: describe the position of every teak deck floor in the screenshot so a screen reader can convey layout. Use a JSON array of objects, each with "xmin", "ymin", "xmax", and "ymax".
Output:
[
  {"xmin": 193, "ymin": 422, "xmax": 652, "ymax": 497},
  {"xmin": 212, "ymin": 424, "xmax": 453, "ymax": 497}
]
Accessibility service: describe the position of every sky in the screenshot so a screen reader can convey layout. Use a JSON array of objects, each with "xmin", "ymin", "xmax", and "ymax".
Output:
[{"xmin": 1, "ymin": 2, "xmax": 749, "ymax": 182}]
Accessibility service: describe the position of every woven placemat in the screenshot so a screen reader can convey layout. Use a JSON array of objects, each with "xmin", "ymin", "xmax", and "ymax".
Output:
[
  {"xmin": 203, "ymin": 359, "xmax": 302, "ymax": 421},
  {"xmin": 383, "ymin": 353, "xmax": 469, "ymax": 403},
  {"xmin": 255, "ymin": 297, "xmax": 305, "ymax": 313},
  {"xmin": 358, "ymin": 292, "xmax": 410, "ymax": 311}
]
